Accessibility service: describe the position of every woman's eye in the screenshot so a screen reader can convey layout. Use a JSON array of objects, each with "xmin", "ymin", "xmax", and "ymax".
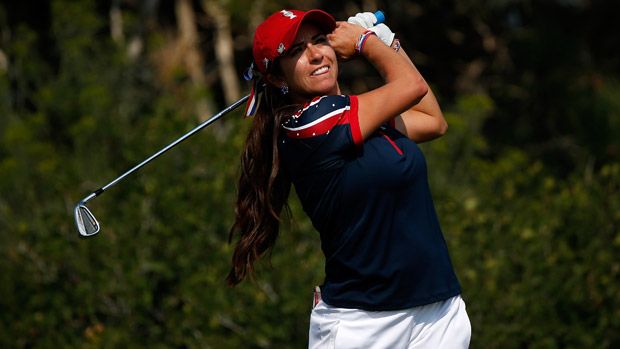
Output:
[
  {"xmin": 316, "ymin": 37, "xmax": 327, "ymax": 44},
  {"xmin": 291, "ymin": 47, "xmax": 303, "ymax": 56}
]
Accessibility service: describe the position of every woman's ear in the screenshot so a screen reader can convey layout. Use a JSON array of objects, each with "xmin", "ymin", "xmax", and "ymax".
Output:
[{"xmin": 264, "ymin": 74, "xmax": 285, "ymax": 89}]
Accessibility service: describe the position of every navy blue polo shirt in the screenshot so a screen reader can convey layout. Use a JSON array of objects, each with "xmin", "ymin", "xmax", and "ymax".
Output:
[{"xmin": 278, "ymin": 95, "xmax": 461, "ymax": 311}]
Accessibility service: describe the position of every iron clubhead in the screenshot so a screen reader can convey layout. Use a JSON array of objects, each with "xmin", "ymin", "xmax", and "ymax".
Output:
[{"xmin": 75, "ymin": 203, "xmax": 100, "ymax": 236}]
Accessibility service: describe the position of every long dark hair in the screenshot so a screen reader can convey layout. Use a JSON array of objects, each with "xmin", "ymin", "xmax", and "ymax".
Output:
[{"xmin": 226, "ymin": 75, "xmax": 296, "ymax": 287}]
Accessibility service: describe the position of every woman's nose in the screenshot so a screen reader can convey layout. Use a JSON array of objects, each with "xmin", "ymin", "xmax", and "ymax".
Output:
[{"xmin": 306, "ymin": 44, "xmax": 322, "ymax": 61}]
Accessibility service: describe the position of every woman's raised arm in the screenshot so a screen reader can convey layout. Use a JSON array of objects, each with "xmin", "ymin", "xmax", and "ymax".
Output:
[{"xmin": 329, "ymin": 22, "xmax": 428, "ymax": 140}]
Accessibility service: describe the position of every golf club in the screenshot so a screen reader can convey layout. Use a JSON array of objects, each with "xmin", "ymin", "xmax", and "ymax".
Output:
[
  {"xmin": 74, "ymin": 10, "xmax": 386, "ymax": 237},
  {"xmin": 74, "ymin": 94, "xmax": 249, "ymax": 237}
]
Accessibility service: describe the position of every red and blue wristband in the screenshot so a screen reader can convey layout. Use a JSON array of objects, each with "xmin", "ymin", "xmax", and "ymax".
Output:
[{"xmin": 355, "ymin": 30, "xmax": 377, "ymax": 56}]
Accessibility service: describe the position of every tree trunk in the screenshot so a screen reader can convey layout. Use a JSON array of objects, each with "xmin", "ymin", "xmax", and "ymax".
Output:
[
  {"xmin": 176, "ymin": 0, "xmax": 206, "ymax": 86},
  {"xmin": 109, "ymin": 0, "xmax": 124, "ymax": 44},
  {"xmin": 201, "ymin": 0, "xmax": 241, "ymax": 105},
  {"xmin": 175, "ymin": 0, "xmax": 214, "ymax": 121}
]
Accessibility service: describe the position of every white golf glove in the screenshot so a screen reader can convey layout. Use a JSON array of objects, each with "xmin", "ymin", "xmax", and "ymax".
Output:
[
  {"xmin": 347, "ymin": 12, "xmax": 377, "ymax": 29},
  {"xmin": 347, "ymin": 12, "xmax": 395, "ymax": 46},
  {"xmin": 369, "ymin": 23, "xmax": 395, "ymax": 46}
]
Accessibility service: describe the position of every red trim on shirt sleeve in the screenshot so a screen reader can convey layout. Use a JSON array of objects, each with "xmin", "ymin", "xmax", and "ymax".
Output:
[{"xmin": 349, "ymin": 95, "xmax": 364, "ymax": 147}]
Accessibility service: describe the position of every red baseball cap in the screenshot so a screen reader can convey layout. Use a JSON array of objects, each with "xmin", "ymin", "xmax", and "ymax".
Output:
[{"xmin": 252, "ymin": 9, "xmax": 337, "ymax": 73}]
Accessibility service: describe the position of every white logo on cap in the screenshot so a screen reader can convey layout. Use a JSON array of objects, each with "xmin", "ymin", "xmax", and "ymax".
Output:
[
  {"xmin": 280, "ymin": 10, "xmax": 297, "ymax": 19},
  {"xmin": 263, "ymin": 58, "xmax": 269, "ymax": 68},
  {"xmin": 277, "ymin": 43, "xmax": 285, "ymax": 55}
]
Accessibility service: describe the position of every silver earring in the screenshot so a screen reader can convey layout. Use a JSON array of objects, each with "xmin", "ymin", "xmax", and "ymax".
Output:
[{"xmin": 281, "ymin": 85, "xmax": 289, "ymax": 95}]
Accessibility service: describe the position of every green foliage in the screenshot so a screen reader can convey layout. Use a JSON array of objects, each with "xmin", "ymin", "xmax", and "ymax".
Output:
[
  {"xmin": 423, "ymin": 94, "xmax": 620, "ymax": 348},
  {"xmin": 1, "ymin": 0, "xmax": 619, "ymax": 348}
]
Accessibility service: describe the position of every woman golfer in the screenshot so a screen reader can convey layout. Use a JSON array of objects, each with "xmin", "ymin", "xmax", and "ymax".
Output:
[{"xmin": 227, "ymin": 9, "xmax": 471, "ymax": 348}]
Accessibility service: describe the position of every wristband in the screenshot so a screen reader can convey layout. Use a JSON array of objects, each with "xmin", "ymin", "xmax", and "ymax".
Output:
[
  {"xmin": 392, "ymin": 39, "xmax": 401, "ymax": 52},
  {"xmin": 355, "ymin": 30, "xmax": 377, "ymax": 56}
]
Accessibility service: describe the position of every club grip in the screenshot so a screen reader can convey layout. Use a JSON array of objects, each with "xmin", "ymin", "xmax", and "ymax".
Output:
[{"xmin": 373, "ymin": 11, "xmax": 385, "ymax": 25}]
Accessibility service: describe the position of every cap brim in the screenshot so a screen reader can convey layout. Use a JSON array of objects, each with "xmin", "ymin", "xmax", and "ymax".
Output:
[{"xmin": 301, "ymin": 10, "xmax": 337, "ymax": 34}]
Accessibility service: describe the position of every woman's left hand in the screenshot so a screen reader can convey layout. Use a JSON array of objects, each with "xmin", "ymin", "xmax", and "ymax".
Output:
[{"xmin": 328, "ymin": 21, "xmax": 365, "ymax": 61}]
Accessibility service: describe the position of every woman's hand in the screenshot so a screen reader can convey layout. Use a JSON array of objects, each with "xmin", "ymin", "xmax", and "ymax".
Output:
[{"xmin": 327, "ymin": 21, "xmax": 365, "ymax": 62}]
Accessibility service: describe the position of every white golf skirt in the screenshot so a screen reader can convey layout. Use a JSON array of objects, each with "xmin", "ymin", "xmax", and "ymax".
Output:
[{"xmin": 309, "ymin": 294, "xmax": 471, "ymax": 349}]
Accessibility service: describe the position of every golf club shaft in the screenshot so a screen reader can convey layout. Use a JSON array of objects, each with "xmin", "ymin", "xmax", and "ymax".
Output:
[
  {"xmin": 82, "ymin": 93, "xmax": 250, "ymax": 204},
  {"xmin": 80, "ymin": 9, "xmax": 386, "ymax": 204}
]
